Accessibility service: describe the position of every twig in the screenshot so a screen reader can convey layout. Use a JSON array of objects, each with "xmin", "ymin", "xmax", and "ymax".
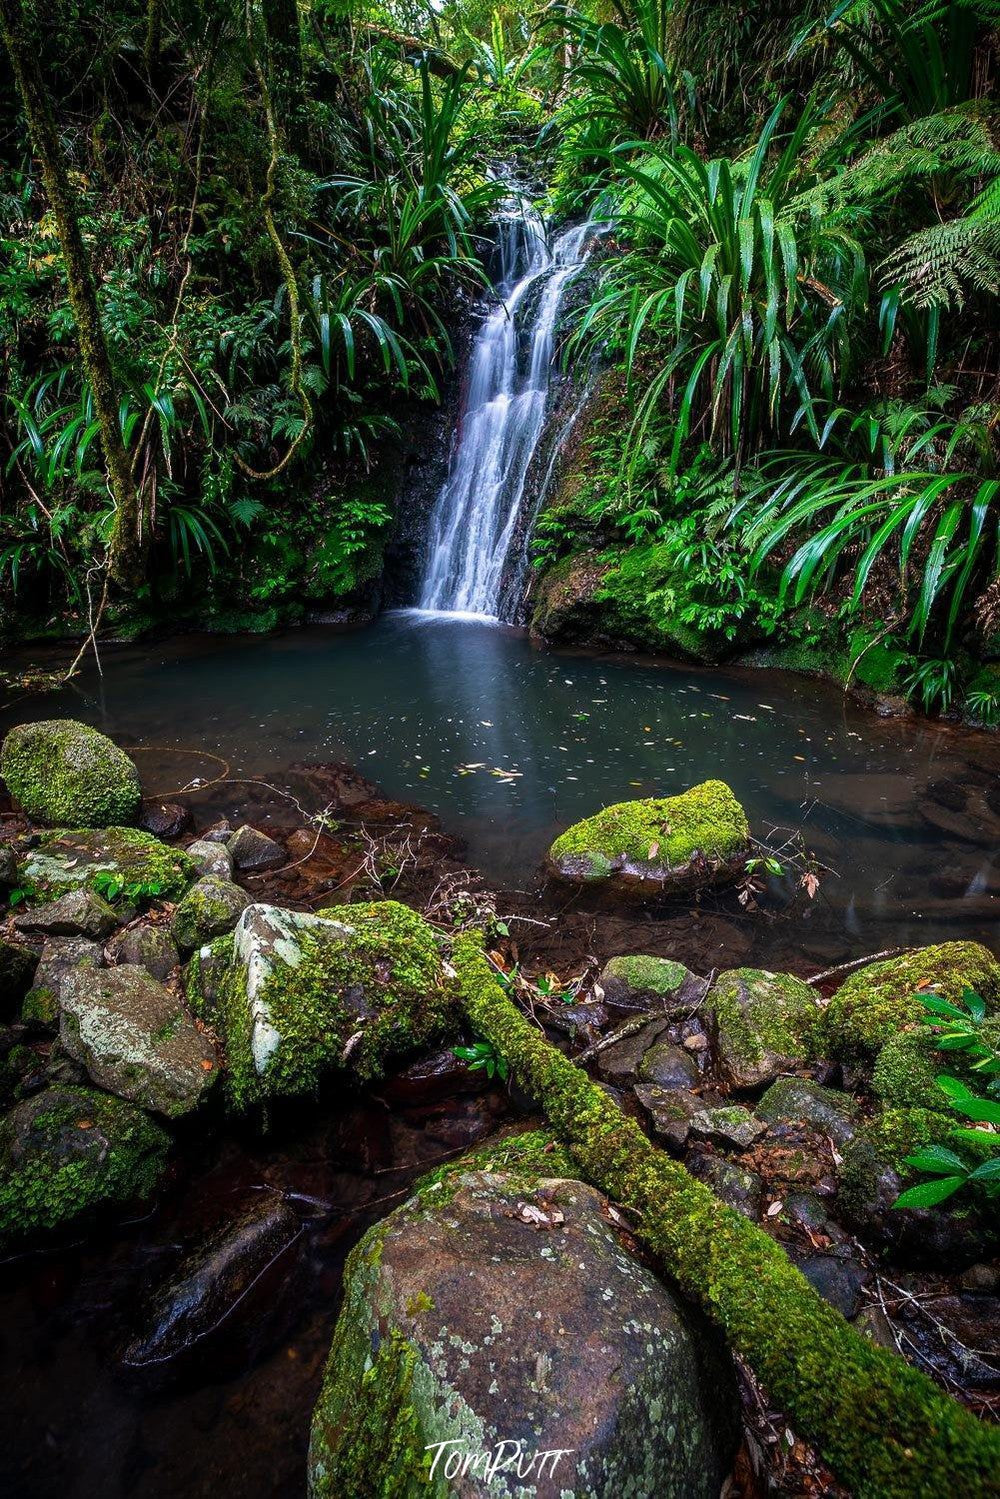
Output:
[{"xmin": 806, "ymin": 947, "xmax": 907, "ymax": 986}]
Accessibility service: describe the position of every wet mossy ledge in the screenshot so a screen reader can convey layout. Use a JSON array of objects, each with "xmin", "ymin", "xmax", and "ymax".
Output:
[
  {"xmin": 448, "ymin": 937, "xmax": 1000, "ymax": 1498},
  {"xmin": 548, "ymin": 779, "xmax": 751, "ymax": 891}
]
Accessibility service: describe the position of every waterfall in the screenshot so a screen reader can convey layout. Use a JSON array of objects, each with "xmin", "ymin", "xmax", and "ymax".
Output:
[{"xmin": 418, "ymin": 211, "xmax": 599, "ymax": 619}]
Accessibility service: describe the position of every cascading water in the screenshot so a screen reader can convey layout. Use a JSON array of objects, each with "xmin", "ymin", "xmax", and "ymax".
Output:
[{"xmin": 418, "ymin": 211, "xmax": 599, "ymax": 619}]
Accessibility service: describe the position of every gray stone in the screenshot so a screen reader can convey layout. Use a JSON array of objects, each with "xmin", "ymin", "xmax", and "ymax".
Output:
[
  {"xmin": 58, "ymin": 962, "xmax": 218, "ymax": 1117},
  {"xmin": 201, "ymin": 821, "xmax": 233, "ymax": 844},
  {"xmin": 171, "ymin": 876, "xmax": 250, "ymax": 954},
  {"xmin": 688, "ymin": 1155, "xmax": 764, "ymax": 1219},
  {"xmin": 14, "ymin": 887, "xmax": 119, "ymax": 941},
  {"xmin": 228, "ymin": 824, "xmax": 285, "ymax": 872},
  {"xmin": 22, "ymin": 937, "xmax": 102, "ymax": 1027},
  {"xmin": 308, "ymin": 1171, "xmax": 740, "ymax": 1497},
  {"xmin": 598, "ymin": 954, "xmax": 706, "ymax": 1012},
  {"xmin": 634, "ymin": 1084, "xmax": 704, "ymax": 1148},
  {"xmin": 638, "ymin": 1039, "xmax": 700, "ymax": 1089},
  {"xmin": 118, "ymin": 924, "xmax": 180, "ymax": 982},
  {"xmin": 705, "ymin": 968, "xmax": 820, "ymax": 1089},
  {"xmin": 123, "ymin": 1195, "xmax": 301, "ymax": 1366},
  {"xmin": 184, "ymin": 839, "xmax": 233, "ymax": 880},
  {"xmin": 0, "ymin": 936, "xmax": 37, "ymax": 1011},
  {"xmin": 139, "ymin": 801, "xmax": 191, "ymax": 840},
  {"xmin": 793, "ymin": 1251, "xmax": 867, "ymax": 1320},
  {"xmin": 688, "ymin": 1103, "xmax": 766, "ymax": 1151},
  {"xmin": 757, "ymin": 1077, "xmax": 860, "ymax": 1145},
  {"xmin": 595, "ymin": 1019, "xmax": 668, "ymax": 1081}
]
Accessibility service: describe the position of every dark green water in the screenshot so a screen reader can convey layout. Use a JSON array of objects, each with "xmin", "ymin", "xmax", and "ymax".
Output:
[{"xmin": 4, "ymin": 609, "xmax": 1000, "ymax": 956}]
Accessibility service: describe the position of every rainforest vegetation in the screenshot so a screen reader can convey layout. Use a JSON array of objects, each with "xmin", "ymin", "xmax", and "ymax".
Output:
[{"xmin": 0, "ymin": 0, "xmax": 998, "ymax": 715}]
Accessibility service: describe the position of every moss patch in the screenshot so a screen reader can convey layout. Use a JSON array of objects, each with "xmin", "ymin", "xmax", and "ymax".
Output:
[
  {"xmin": 17, "ymin": 826, "xmax": 195, "ymax": 904},
  {"xmin": 549, "ymin": 779, "xmax": 750, "ymax": 884},
  {"xmin": 0, "ymin": 1085, "xmax": 169, "ymax": 1249},
  {"xmin": 823, "ymin": 942, "xmax": 1000, "ymax": 1065},
  {"xmin": 1, "ymin": 718, "xmax": 141, "ymax": 827},
  {"xmin": 707, "ymin": 968, "xmax": 820, "ymax": 1085}
]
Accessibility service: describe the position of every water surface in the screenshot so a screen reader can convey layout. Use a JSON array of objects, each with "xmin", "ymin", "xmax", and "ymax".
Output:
[{"xmin": 4, "ymin": 610, "xmax": 999, "ymax": 957}]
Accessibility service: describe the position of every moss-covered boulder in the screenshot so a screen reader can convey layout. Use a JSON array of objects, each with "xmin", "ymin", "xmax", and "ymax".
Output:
[
  {"xmin": 308, "ymin": 1170, "xmax": 739, "ymax": 1498},
  {"xmin": 756, "ymin": 1077, "xmax": 860, "ymax": 1144},
  {"xmin": 598, "ymin": 954, "xmax": 705, "ymax": 1011},
  {"xmin": 548, "ymin": 779, "xmax": 750, "ymax": 891},
  {"xmin": 171, "ymin": 875, "xmax": 250, "ymax": 954},
  {"xmin": 705, "ymin": 967, "xmax": 820, "ymax": 1088},
  {"xmin": 0, "ymin": 1085, "xmax": 169, "ymax": 1249},
  {"xmin": 15, "ymin": 826, "xmax": 195, "ymax": 905},
  {"xmin": 223, "ymin": 900, "xmax": 456, "ymax": 1109},
  {"xmin": 823, "ymin": 942, "xmax": 1000, "ymax": 1065},
  {"xmin": 1, "ymin": 719, "xmax": 142, "ymax": 827},
  {"xmin": 59, "ymin": 963, "xmax": 218, "ymax": 1118}
]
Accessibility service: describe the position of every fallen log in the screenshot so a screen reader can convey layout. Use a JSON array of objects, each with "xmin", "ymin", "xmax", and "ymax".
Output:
[{"xmin": 452, "ymin": 935, "xmax": 1000, "ymax": 1499}]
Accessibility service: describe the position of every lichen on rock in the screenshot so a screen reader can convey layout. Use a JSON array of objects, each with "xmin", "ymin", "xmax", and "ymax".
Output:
[
  {"xmin": 706, "ymin": 967, "xmax": 820, "ymax": 1088},
  {"xmin": 548, "ymin": 779, "xmax": 750, "ymax": 890},
  {"xmin": 1, "ymin": 718, "xmax": 142, "ymax": 827}
]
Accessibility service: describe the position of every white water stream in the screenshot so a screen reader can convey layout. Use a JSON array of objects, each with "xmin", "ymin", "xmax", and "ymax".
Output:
[{"xmin": 418, "ymin": 212, "xmax": 599, "ymax": 619}]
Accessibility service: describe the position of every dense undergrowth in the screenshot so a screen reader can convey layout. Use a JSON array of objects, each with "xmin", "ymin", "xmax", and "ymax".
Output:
[{"xmin": 1, "ymin": 0, "xmax": 999, "ymax": 716}]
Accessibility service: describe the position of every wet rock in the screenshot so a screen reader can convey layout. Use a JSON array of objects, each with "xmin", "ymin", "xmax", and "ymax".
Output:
[
  {"xmin": 0, "ymin": 1084, "xmax": 169, "ymax": 1249},
  {"xmin": 0, "ymin": 1024, "xmax": 42, "ymax": 1106},
  {"xmin": 705, "ymin": 969, "xmax": 820, "ymax": 1089},
  {"xmin": 545, "ymin": 1000, "xmax": 609, "ymax": 1044},
  {"xmin": 688, "ymin": 1104, "xmax": 766, "ymax": 1151},
  {"xmin": 184, "ymin": 838, "xmax": 233, "ymax": 880},
  {"xmin": 547, "ymin": 780, "xmax": 751, "ymax": 893},
  {"xmin": 594, "ymin": 1019, "xmax": 667, "ymax": 1081},
  {"xmin": 14, "ymin": 887, "xmax": 119, "ymax": 941},
  {"xmin": 638, "ymin": 1039, "xmax": 700, "ymax": 1089},
  {"xmin": 854, "ymin": 1304, "xmax": 897, "ymax": 1350},
  {"xmin": 228, "ymin": 824, "xmax": 285, "ymax": 872},
  {"xmin": 0, "ymin": 718, "xmax": 142, "ymax": 828},
  {"xmin": 792, "ymin": 1251, "xmax": 867, "ymax": 1319},
  {"xmin": 16, "ymin": 827, "xmax": 195, "ymax": 903},
  {"xmin": 117, "ymin": 924, "xmax": 180, "ymax": 983},
  {"xmin": 0, "ymin": 936, "xmax": 37, "ymax": 1014},
  {"xmin": 200, "ymin": 820, "xmax": 233, "ymax": 844},
  {"xmin": 171, "ymin": 875, "xmax": 250, "ymax": 955},
  {"xmin": 380, "ymin": 1047, "xmax": 486, "ymax": 1104},
  {"xmin": 183, "ymin": 935, "xmax": 233, "ymax": 1021},
  {"xmin": 822, "ymin": 941, "xmax": 1000, "ymax": 1065},
  {"xmin": 634, "ymin": 1085, "xmax": 704, "ymax": 1148},
  {"xmin": 308, "ymin": 1170, "xmax": 740, "ymax": 1498},
  {"xmin": 123, "ymin": 1195, "xmax": 301, "ymax": 1367},
  {"xmin": 224, "ymin": 900, "xmax": 455, "ymax": 1108},
  {"xmin": 21, "ymin": 935, "xmax": 101, "ymax": 1028},
  {"xmin": 138, "ymin": 801, "xmax": 192, "ymax": 840},
  {"xmin": 687, "ymin": 1155, "xmax": 764, "ymax": 1220},
  {"xmin": 778, "ymin": 1190, "xmax": 846, "ymax": 1242},
  {"xmin": 959, "ymin": 1263, "xmax": 1000, "ymax": 1295},
  {"xmin": 756, "ymin": 1077, "xmax": 860, "ymax": 1145},
  {"xmin": 598, "ymin": 954, "xmax": 706, "ymax": 1012},
  {"xmin": 59, "ymin": 963, "xmax": 217, "ymax": 1118},
  {"xmin": 0, "ymin": 842, "xmax": 17, "ymax": 888}
]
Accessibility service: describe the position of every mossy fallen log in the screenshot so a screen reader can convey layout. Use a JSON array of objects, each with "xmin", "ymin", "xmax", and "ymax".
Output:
[{"xmin": 452, "ymin": 936, "xmax": 1000, "ymax": 1499}]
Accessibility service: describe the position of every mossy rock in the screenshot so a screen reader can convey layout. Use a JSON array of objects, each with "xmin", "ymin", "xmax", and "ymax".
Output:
[
  {"xmin": 823, "ymin": 942, "xmax": 1000, "ymax": 1066},
  {"xmin": 223, "ymin": 900, "xmax": 457, "ymax": 1110},
  {"xmin": 548, "ymin": 779, "xmax": 750, "ymax": 891},
  {"xmin": 706, "ymin": 968, "xmax": 821, "ymax": 1088},
  {"xmin": 0, "ymin": 1084, "xmax": 169, "ymax": 1250},
  {"xmin": 16, "ymin": 826, "xmax": 195, "ymax": 905},
  {"xmin": 308, "ymin": 1170, "xmax": 739, "ymax": 1498},
  {"xmin": 598, "ymin": 954, "xmax": 704, "ymax": 1010},
  {"xmin": 171, "ymin": 875, "xmax": 250, "ymax": 955},
  {"xmin": 1, "ymin": 719, "xmax": 141, "ymax": 827}
]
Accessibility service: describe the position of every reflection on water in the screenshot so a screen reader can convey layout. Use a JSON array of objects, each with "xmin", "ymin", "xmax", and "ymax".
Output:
[{"xmin": 3, "ymin": 610, "xmax": 1000, "ymax": 955}]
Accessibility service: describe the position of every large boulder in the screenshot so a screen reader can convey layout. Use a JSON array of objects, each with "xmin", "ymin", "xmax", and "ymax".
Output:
[
  {"xmin": 222, "ymin": 900, "xmax": 455, "ymax": 1109},
  {"xmin": 548, "ymin": 780, "xmax": 750, "ymax": 891},
  {"xmin": 308, "ymin": 1170, "xmax": 739, "ymax": 1498},
  {"xmin": 16, "ymin": 826, "xmax": 195, "ymax": 904},
  {"xmin": 822, "ymin": 942, "xmax": 1000, "ymax": 1065},
  {"xmin": 0, "ymin": 1085, "xmax": 169, "ymax": 1249},
  {"xmin": 1, "ymin": 719, "xmax": 141, "ymax": 827},
  {"xmin": 59, "ymin": 963, "xmax": 218, "ymax": 1118},
  {"xmin": 706, "ymin": 968, "xmax": 820, "ymax": 1088}
]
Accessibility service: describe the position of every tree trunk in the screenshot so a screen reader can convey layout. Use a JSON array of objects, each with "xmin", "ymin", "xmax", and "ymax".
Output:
[
  {"xmin": 0, "ymin": 0, "xmax": 144, "ymax": 588},
  {"xmin": 144, "ymin": 0, "xmax": 163, "ymax": 76},
  {"xmin": 262, "ymin": 0, "xmax": 305, "ymax": 150},
  {"xmin": 451, "ymin": 935, "xmax": 1000, "ymax": 1498}
]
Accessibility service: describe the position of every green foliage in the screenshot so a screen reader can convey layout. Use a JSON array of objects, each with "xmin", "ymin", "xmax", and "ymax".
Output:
[
  {"xmin": 893, "ymin": 989, "xmax": 1000, "ymax": 1211},
  {"xmin": 453, "ymin": 1037, "xmax": 509, "ymax": 1079}
]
